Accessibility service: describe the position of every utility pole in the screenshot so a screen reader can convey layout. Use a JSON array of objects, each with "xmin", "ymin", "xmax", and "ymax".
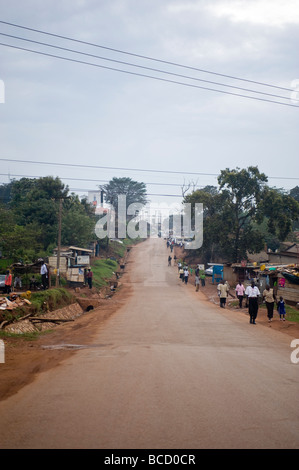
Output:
[{"xmin": 56, "ymin": 198, "xmax": 62, "ymax": 287}]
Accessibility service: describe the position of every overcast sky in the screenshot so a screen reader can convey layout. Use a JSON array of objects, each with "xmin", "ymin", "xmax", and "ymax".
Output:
[{"xmin": 0, "ymin": 0, "xmax": 298, "ymax": 210}]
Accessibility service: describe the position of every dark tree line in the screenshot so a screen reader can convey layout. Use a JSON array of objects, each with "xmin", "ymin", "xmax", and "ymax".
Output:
[
  {"xmin": 184, "ymin": 167, "xmax": 299, "ymax": 264},
  {"xmin": 0, "ymin": 176, "xmax": 97, "ymax": 263}
]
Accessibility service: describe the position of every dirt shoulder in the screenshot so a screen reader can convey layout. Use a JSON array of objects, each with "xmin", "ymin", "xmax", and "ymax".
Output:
[
  {"xmin": 181, "ymin": 268, "xmax": 299, "ymax": 338},
  {"xmin": 0, "ymin": 268, "xmax": 133, "ymax": 402}
]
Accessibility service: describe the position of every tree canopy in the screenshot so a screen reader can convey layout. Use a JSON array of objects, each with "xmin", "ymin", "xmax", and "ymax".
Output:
[
  {"xmin": 184, "ymin": 166, "xmax": 299, "ymax": 263},
  {"xmin": 0, "ymin": 176, "xmax": 96, "ymax": 263},
  {"xmin": 100, "ymin": 177, "xmax": 147, "ymax": 214}
]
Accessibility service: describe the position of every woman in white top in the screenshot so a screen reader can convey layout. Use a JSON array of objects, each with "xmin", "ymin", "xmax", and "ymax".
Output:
[
  {"xmin": 235, "ymin": 281, "xmax": 245, "ymax": 308},
  {"xmin": 245, "ymin": 281, "xmax": 260, "ymax": 324}
]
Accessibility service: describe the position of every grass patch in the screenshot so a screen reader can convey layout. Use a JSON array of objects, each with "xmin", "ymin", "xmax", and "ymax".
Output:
[
  {"xmin": 0, "ymin": 329, "xmax": 50, "ymax": 340},
  {"xmin": 109, "ymin": 237, "xmax": 143, "ymax": 259},
  {"xmin": 0, "ymin": 258, "xmax": 13, "ymax": 272},
  {"xmin": 91, "ymin": 259, "xmax": 119, "ymax": 289},
  {"xmin": 285, "ymin": 305, "xmax": 299, "ymax": 323},
  {"xmin": 259, "ymin": 302, "xmax": 299, "ymax": 323},
  {"xmin": 0, "ymin": 288, "xmax": 76, "ymax": 324},
  {"xmin": 230, "ymin": 300, "xmax": 299, "ymax": 323},
  {"xmin": 28, "ymin": 288, "xmax": 75, "ymax": 315}
]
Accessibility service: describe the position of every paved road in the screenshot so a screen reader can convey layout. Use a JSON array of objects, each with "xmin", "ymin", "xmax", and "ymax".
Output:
[{"xmin": 0, "ymin": 238, "xmax": 298, "ymax": 449}]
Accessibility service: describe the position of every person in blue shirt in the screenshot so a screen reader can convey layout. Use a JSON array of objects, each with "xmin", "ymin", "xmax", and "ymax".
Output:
[{"xmin": 277, "ymin": 296, "xmax": 286, "ymax": 321}]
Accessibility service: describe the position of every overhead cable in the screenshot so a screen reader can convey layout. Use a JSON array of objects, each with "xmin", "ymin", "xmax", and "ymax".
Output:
[
  {"xmin": 1, "ymin": 41, "xmax": 297, "ymax": 108},
  {"xmin": 0, "ymin": 158, "xmax": 298, "ymax": 180},
  {"xmin": 0, "ymin": 20, "xmax": 293, "ymax": 92},
  {"xmin": 0, "ymin": 32, "xmax": 294, "ymax": 103}
]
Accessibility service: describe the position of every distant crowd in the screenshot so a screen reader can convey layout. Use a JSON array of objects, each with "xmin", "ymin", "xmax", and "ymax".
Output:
[{"xmin": 165, "ymin": 238, "xmax": 286, "ymax": 326}]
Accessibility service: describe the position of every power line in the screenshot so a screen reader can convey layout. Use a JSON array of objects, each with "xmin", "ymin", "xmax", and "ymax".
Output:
[
  {"xmin": 0, "ymin": 32, "xmax": 294, "ymax": 103},
  {"xmin": 0, "ymin": 20, "xmax": 293, "ymax": 93},
  {"xmin": 0, "ymin": 172, "xmax": 207, "ymax": 189},
  {"xmin": 1, "ymin": 41, "xmax": 298, "ymax": 108},
  {"xmin": 0, "ymin": 159, "xmax": 298, "ymax": 181},
  {"xmin": 70, "ymin": 189, "xmax": 183, "ymax": 197},
  {"xmin": 0, "ymin": 158, "xmax": 218, "ymax": 177}
]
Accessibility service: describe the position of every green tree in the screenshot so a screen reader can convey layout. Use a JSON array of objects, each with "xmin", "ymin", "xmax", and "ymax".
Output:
[
  {"xmin": 9, "ymin": 177, "xmax": 69, "ymax": 250},
  {"xmin": 290, "ymin": 186, "xmax": 299, "ymax": 202},
  {"xmin": 100, "ymin": 177, "xmax": 147, "ymax": 213},
  {"xmin": 258, "ymin": 187, "xmax": 299, "ymax": 240},
  {"xmin": 61, "ymin": 194, "xmax": 96, "ymax": 246},
  {"xmin": 0, "ymin": 206, "xmax": 44, "ymax": 262},
  {"xmin": 100, "ymin": 177, "xmax": 147, "ymax": 238},
  {"xmin": 184, "ymin": 167, "xmax": 299, "ymax": 263},
  {"xmin": 217, "ymin": 166, "xmax": 268, "ymax": 261}
]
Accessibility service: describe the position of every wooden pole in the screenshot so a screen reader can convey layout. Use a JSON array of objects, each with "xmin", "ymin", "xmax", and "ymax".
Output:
[{"xmin": 56, "ymin": 198, "xmax": 62, "ymax": 288}]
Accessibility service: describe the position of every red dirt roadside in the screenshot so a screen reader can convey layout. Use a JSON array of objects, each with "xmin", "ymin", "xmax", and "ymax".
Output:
[
  {"xmin": 174, "ymin": 261, "xmax": 299, "ymax": 338},
  {"xmin": 0, "ymin": 282, "xmax": 133, "ymax": 402}
]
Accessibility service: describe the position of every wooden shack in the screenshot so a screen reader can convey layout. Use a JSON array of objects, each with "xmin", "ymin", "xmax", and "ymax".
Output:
[
  {"xmin": 50, "ymin": 246, "xmax": 93, "ymax": 287},
  {"xmin": 223, "ymin": 262, "xmax": 260, "ymax": 286}
]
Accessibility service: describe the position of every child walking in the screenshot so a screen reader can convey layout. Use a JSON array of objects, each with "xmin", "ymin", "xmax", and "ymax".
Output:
[{"xmin": 277, "ymin": 296, "xmax": 286, "ymax": 321}]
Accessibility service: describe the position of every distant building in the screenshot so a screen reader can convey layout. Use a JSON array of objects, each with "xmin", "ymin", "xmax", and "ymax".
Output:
[
  {"xmin": 267, "ymin": 243, "xmax": 299, "ymax": 265},
  {"xmin": 88, "ymin": 191, "xmax": 102, "ymax": 208}
]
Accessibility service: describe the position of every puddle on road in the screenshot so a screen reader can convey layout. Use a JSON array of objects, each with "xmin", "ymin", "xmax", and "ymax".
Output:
[{"xmin": 42, "ymin": 343, "xmax": 113, "ymax": 351}]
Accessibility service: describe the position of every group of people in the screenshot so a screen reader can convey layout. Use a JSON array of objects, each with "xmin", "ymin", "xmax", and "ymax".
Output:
[
  {"xmin": 168, "ymin": 255, "xmax": 177, "ymax": 266},
  {"xmin": 3, "ymin": 271, "xmax": 24, "ymax": 294},
  {"xmin": 2, "ymin": 261, "xmax": 49, "ymax": 295},
  {"xmin": 176, "ymin": 262, "xmax": 206, "ymax": 289},
  {"xmin": 230, "ymin": 279, "xmax": 286, "ymax": 324},
  {"xmin": 178, "ymin": 264, "xmax": 190, "ymax": 284}
]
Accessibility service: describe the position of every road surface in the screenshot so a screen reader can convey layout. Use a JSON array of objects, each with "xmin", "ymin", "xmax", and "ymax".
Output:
[{"xmin": 0, "ymin": 238, "xmax": 298, "ymax": 449}]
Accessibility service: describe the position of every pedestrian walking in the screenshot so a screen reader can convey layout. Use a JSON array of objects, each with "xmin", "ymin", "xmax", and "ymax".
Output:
[
  {"xmin": 4, "ymin": 270, "xmax": 12, "ymax": 294},
  {"xmin": 245, "ymin": 281, "xmax": 260, "ymax": 324},
  {"xmin": 184, "ymin": 267, "xmax": 189, "ymax": 284},
  {"xmin": 263, "ymin": 285, "xmax": 276, "ymax": 322},
  {"xmin": 277, "ymin": 296, "xmax": 286, "ymax": 321},
  {"xmin": 168, "ymin": 255, "xmax": 172, "ymax": 266},
  {"xmin": 235, "ymin": 280, "xmax": 245, "ymax": 308},
  {"xmin": 195, "ymin": 275, "xmax": 200, "ymax": 291},
  {"xmin": 14, "ymin": 275, "xmax": 22, "ymax": 290},
  {"xmin": 87, "ymin": 268, "xmax": 93, "ymax": 289},
  {"xmin": 179, "ymin": 266, "xmax": 184, "ymax": 281},
  {"xmin": 217, "ymin": 280, "xmax": 229, "ymax": 308},
  {"xmin": 40, "ymin": 261, "xmax": 48, "ymax": 290},
  {"xmin": 200, "ymin": 272, "xmax": 206, "ymax": 287}
]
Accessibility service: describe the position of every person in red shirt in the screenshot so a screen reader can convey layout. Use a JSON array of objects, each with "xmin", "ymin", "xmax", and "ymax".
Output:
[
  {"xmin": 87, "ymin": 268, "xmax": 93, "ymax": 289},
  {"xmin": 4, "ymin": 270, "xmax": 12, "ymax": 294}
]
